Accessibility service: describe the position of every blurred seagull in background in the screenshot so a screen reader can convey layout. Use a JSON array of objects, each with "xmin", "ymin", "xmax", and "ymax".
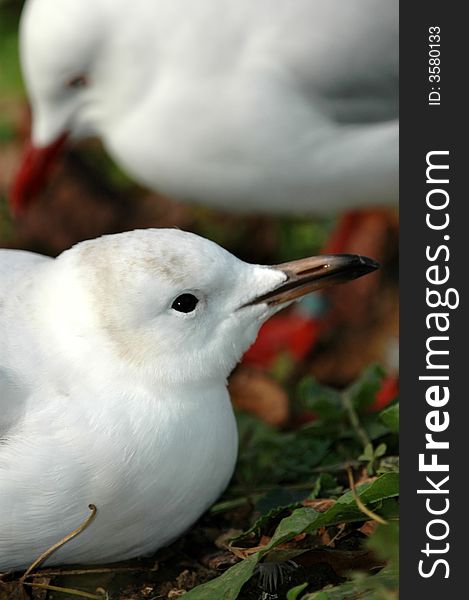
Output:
[
  {"xmin": 0, "ymin": 229, "xmax": 378, "ymax": 571},
  {"xmin": 11, "ymin": 0, "xmax": 398, "ymax": 221}
]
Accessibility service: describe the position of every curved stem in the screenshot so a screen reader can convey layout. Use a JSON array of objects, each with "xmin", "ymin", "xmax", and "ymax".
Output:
[{"xmin": 21, "ymin": 504, "xmax": 98, "ymax": 582}]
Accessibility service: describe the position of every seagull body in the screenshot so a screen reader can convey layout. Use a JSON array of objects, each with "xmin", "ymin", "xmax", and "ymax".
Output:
[
  {"xmin": 12, "ymin": 0, "xmax": 398, "ymax": 213},
  {"xmin": 0, "ymin": 229, "xmax": 377, "ymax": 571}
]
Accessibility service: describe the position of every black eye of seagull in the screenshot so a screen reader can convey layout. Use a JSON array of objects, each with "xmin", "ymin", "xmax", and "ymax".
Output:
[
  {"xmin": 171, "ymin": 293, "xmax": 199, "ymax": 313},
  {"xmin": 67, "ymin": 75, "xmax": 88, "ymax": 89}
]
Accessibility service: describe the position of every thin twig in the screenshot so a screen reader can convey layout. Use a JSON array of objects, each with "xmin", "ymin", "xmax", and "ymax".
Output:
[
  {"xmin": 342, "ymin": 392, "xmax": 371, "ymax": 449},
  {"xmin": 21, "ymin": 504, "xmax": 98, "ymax": 581},
  {"xmin": 223, "ymin": 464, "xmax": 363, "ymax": 496},
  {"xmin": 346, "ymin": 467, "xmax": 387, "ymax": 525},
  {"xmin": 32, "ymin": 565, "xmax": 145, "ymax": 577},
  {"xmin": 23, "ymin": 581, "xmax": 105, "ymax": 599},
  {"xmin": 326, "ymin": 523, "xmax": 346, "ymax": 547},
  {"xmin": 310, "ymin": 459, "xmax": 363, "ymax": 474}
]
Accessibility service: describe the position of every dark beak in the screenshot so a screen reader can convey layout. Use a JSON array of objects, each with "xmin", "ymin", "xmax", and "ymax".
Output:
[{"xmin": 245, "ymin": 254, "xmax": 379, "ymax": 307}]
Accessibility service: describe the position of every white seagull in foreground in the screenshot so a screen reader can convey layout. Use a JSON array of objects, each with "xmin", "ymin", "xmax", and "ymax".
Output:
[
  {"xmin": 11, "ymin": 0, "xmax": 398, "ymax": 214},
  {"xmin": 0, "ymin": 229, "xmax": 377, "ymax": 571}
]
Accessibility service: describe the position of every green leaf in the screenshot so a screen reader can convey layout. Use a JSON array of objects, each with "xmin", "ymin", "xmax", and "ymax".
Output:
[
  {"xmin": 297, "ymin": 377, "xmax": 344, "ymax": 421},
  {"xmin": 376, "ymin": 498, "xmax": 400, "ymax": 521},
  {"xmin": 367, "ymin": 522, "xmax": 399, "ymax": 566},
  {"xmin": 346, "ymin": 364, "xmax": 385, "ymax": 411},
  {"xmin": 183, "ymin": 556, "xmax": 258, "ymax": 600},
  {"xmin": 309, "ymin": 473, "xmax": 340, "ymax": 499},
  {"xmin": 263, "ymin": 472, "xmax": 399, "ymax": 556},
  {"xmin": 380, "ymin": 403, "xmax": 399, "ymax": 433},
  {"xmin": 287, "ymin": 582, "xmax": 308, "ymax": 600},
  {"xmin": 300, "ymin": 567, "xmax": 398, "ymax": 599},
  {"xmin": 255, "ymin": 487, "xmax": 309, "ymax": 514},
  {"xmin": 339, "ymin": 472, "xmax": 399, "ymax": 506},
  {"xmin": 266, "ymin": 507, "xmax": 320, "ymax": 550},
  {"xmin": 359, "ymin": 443, "xmax": 374, "ymax": 461},
  {"xmin": 374, "ymin": 443, "xmax": 387, "ymax": 458},
  {"xmin": 377, "ymin": 456, "xmax": 399, "ymax": 475},
  {"xmin": 210, "ymin": 496, "xmax": 250, "ymax": 514},
  {"xmin": 362, "ymin": 415, "xmax": 392, "ymax": 441},
  {"xmin": 230, "ymin": 488, "xmax": 306, "ymax": 542}
]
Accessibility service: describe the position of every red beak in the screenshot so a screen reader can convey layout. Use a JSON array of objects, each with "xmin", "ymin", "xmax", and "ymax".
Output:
[{"xmin": 9, "ymin": 132, "xmax": 68, "ymax": 215}]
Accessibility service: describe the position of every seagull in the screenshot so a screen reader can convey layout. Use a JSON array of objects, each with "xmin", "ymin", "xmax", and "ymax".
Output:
[
  {"xmin": 0, "ymin": 228, "xmax": 378, "ymax": 571},
  {"xmin": 11, "ymin": 0, "xmax": 398, "ymax": 215}
]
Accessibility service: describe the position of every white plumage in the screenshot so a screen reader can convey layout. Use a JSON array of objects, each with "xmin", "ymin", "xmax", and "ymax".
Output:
[{"xmin": 0, "ymin": 229, "xmax": 377, "ymax": 570}]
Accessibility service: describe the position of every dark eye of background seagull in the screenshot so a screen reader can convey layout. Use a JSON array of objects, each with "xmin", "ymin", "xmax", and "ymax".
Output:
[
  {"xmin": 171, "ymin": 293, "xmax": 199, "ymax": 313},
  {"xmin": 67, "ymin": 75, "xmax": 87, "ymax": 89}
]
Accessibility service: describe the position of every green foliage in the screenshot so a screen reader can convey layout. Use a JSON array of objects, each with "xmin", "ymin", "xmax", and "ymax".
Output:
[
  {"xmin": 367, "ymin": 522, "xmax": 399, "ymax": 567},
  {"xmin": 380, "ymin": 403, "xmax": 399, "ymax": 433},
  {"xmin": 236, "ymin": 366, "xmax": 392, "ymax": 491},
  {"xmin": 297, "ymin": 377, "xmax": 343, "ymax": 421},
  {"xmin": 345, "ymin": 364, "xmax": 386, "ymax": 412},
  {"xmin": 190, "ymin": 365, "xmax": 399, "ymax": 599},
  {"xmin": 0, "ymin": 118, "xmax": 16, "ymax": 143},
  {"xmin": 0, "ymin": 2, "xmax": 23, "ymax": 96},
  {"xmin": 358, "ymin": 442, "xmax": 388, "ymax": 475},
  {"xmin": 235, "ymin": 412, "xmax": 331, "ymax": 487},
  {"xmin": 277, "ymin": 218, "xmax": 332, "ymax": 261},
  {"xmin": 301, "ymin": 520, "xmax": 399, "ymax": 599},
  {"xmin": 295, "ymin": 369, "xmax": 399, "ymax": 466},
  {"xmin": 182, "ymin": 556, "xmax": 258, "ymax": 600},
  {"xmin": 287, "ymin": 582, "xmax": 309, "ymax": 600},
  {"xmin": 299, "ymin": 568, "xmax": 398, "ymax": 599},
  {"xmin": 308, "ymin": 472, "xmax": 343, "ymax": 499},
  {"xmin": 185, "ymin": 474, "xmax": 399, "ymax": 600}
]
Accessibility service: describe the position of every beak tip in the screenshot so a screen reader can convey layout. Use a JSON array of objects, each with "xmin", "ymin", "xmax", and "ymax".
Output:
[{"xmin": 358, "ymin": 255, "xmax": 380, "ymax": 273}]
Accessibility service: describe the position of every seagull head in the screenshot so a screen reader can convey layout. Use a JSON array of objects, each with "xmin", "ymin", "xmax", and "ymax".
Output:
[
  {"xmin": 56, "ymin": 229, "xmax": 378, "ymax": 385},
  {"xmin": 11, "ymin": 0, "xmax": 105, "ymax": 213}
]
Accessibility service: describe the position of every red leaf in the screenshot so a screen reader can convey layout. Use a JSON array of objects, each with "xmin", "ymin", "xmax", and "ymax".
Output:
[{"xmin": 242, "ymin": 314, "xmax": 321, "ymax": 369}]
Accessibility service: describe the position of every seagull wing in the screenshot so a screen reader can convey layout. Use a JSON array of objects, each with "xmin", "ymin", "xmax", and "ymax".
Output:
[{"xmin": 0, "ymin": 249, "xmax": 53, "ymax": 437}]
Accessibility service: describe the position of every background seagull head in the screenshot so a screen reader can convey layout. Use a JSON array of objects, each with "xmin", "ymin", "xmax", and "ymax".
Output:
[
  {"xmin": 19, "ymin": 0, "xmax": 104, "ymax": 146},
  {"xmin": 51, "ymin": 229, "xmax": 377, "ymax": 385},
  {"xmin": 12, "ymin": 0, "xmax": 107, "ymax": 209}
]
